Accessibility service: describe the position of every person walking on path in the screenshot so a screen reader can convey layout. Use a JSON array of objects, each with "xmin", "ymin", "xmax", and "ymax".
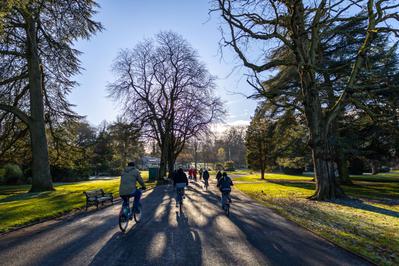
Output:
[
  {"xmin": 119, "ymin": 162, "xmax": 146, "ymax": 212},
  {"xmin": 188, "ymin": 168, "xmax": 193, "ymax": 181}
]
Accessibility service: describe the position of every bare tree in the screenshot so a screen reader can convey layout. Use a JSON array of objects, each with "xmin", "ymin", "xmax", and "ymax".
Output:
[
  {"xmin": 109, "ymin": 31, "xmax": 224, "ymax": 178},
  {"xmin": 215, "ymin": 0, "xmax": 399, "ymax": 200},
  {"xmin": 0, "ymin": 1, "xmax": 102, "ymax": 191}
]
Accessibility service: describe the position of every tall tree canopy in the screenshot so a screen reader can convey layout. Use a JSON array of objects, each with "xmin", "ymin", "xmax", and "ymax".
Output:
[
  {"xmin": 216, "ymin": 0, "xmax": 399, "ymax": 200},
  {"xmin": 0, "ymin": 0, "xmax": 102, "ymax": 191},
  {"xmin": 109, "ymin": 31, "xmax": 224, "ymax": 178}
]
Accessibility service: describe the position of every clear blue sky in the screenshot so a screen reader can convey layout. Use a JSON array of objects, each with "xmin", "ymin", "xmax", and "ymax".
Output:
[{"xmin": 69, "ymin": 0, "xmax": 257, "ymax": 126}]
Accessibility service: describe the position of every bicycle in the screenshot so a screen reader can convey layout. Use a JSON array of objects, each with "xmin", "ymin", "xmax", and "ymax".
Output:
[
  {"xmin": 203, "ymin": 179, "xmax": 209, "ymax": 190},
  {"xmin": 119, "ymin": 189, "xmax": 143, "ymax": 232},
  {"xmin": 221, "ymin": 189, "xmax": 231, "ymax": 216},
  {"xmin": 175, "ymin": 183, "xmax": 186, "ymax": 212}
]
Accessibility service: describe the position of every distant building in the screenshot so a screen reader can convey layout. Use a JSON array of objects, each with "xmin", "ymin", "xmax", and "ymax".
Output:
[{"xmin": 139, "ymin": 156, "xmax": 160, "ymax": 169}]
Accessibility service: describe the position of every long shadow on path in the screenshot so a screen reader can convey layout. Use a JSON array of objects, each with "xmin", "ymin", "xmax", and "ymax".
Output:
[{"xmin": 90, "ymin": 185, "xmax": 202, "ymax": 266}]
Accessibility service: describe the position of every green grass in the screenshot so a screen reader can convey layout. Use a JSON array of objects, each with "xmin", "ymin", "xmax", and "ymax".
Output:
[
  {"xmin": 233, "ymin": 172, "xmax": 399, "ymax": 265},
  {"xmin": 233, "ymin": 172, "xmax": 314, "ymax": 182},
  {"xmin": 0, "ymin": 171, "xmax": 154, "ymax": 233}
]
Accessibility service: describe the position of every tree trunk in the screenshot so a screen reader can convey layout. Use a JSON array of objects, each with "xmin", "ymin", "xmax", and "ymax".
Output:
[
  {"xmin": 26, "ymin": 16, "xmax": 53, "ymax": 192},
  {"xmin": 167, "ymin": 156, "xmax": 176, "ymax": 179},
  {"xmin": 336, "ymin": 149, "xmax": 352, "ymax": 185},
  {"xmin": 194, "ymin": 141, "xmax": 198, "ymax": 170},
  {"xmin": 260, "ymin": 166, "xmax": 265, "ymax": 180},
  {"xmin": 159, "ymin": 141, "xmax": 168, "ymax": 179},
  {"xmin": 371, "ymin": 161, "xmax": 380, "ymax": 175},
  {"xmin": 167, "ymin": 143, "xmax": 176, "ymax": 178},
  {"xmin": 301, "ymin": 70, "xmax": 344, "ymax": 200},
  {"xmin": 309, "ymin": 141, "xmax": 345, "ymax": 200}
]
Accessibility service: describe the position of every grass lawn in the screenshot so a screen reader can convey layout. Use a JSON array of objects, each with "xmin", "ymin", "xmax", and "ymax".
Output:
[
  {"xmin": 0, "ymin": 171, "xmax": 154, "ymax": 233},
  {"xmin": 232, "ymin": 172, "xmax": 399, "ymax": 265}
]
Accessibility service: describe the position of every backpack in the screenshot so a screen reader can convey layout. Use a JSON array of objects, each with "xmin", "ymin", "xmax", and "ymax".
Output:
[{"xmin": 219, "ymin": 176, "xmax": 231, "ymax": 190}]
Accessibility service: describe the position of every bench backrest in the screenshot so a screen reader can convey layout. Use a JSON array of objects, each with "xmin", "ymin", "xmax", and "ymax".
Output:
[{"xmin": 84, "ymin": 189, "xmax": 104, "ymax": 199}]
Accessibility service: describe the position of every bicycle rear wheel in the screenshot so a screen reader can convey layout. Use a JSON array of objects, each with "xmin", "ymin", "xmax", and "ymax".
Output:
[
  {"xmin": 119, "ymin": 209, "xmax": 129, "ymax": 232},
  {"xmin": 224, "ymin": 203, "xmax": 230, "ymax": 216}
]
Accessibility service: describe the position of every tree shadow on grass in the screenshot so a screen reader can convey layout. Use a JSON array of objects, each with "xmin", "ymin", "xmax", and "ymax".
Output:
[
  {"xmin": 271, "ymin": 180, "xmax": 399, "ymax": 218},
  {"xmin": 334, "ymin": 198, "xmax": 399, "ymax": 218},
  {"xmin": 267, "ymin": 180, "xmax": 315, "ymax": 190},
  {"xmin": 0, "ymin": 190, "xmax": 56, "ymax": 204}
]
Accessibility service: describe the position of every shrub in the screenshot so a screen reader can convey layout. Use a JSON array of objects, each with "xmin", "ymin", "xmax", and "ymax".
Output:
[
  {"xmin": 281, "ymin": 167, "xmax": 304, "ymax": 175},
  {"xmin": 224, "ymin": 161, "xmax": 236, "ymax": 171},
  {"xmin": 349, "ymin": 158, "xmax": 365, "ymax": 175},
  {"xmin": 1, "ymin": 164, "xmax": 24, "ymax": 185}
]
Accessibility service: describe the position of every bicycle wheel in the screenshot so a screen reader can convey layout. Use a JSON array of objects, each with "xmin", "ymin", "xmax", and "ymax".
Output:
[
  {"xmin": 224, "ymin": 203, "xmax": 230, "ymax": 216},
  {"xmin": 119, "ymin": 208, "xmax": 129, "ymax": 232},
  {"xmin": 133, "ymin": 204, "xmax": 142, "ymax": 223}
]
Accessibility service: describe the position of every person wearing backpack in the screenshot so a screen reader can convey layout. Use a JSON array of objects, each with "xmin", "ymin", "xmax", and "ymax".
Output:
[{"xmin": 217, "ymin": 172, "xmax": 233, "ymax": 205}]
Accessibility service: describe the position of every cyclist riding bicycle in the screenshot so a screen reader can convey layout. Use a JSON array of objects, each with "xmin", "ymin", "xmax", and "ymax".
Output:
[
  {"xmin": 173, "ymin": 168, "xmax": 189, "ymax": 207},
  {"xmin": 217, "ymin": 172, "xmax": 233, "ymax": 205},
  {"xmin": 119, "ymin": 162, "xmax": 146, "ymax": 214},
  {"xmin": 202, "ymin": 168, "xmax": 210, "ymax": 189}
]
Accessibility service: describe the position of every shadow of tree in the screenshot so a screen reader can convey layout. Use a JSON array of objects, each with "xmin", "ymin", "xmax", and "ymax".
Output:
[
  {"xmin": 268, "ymin": 180, "xmax": 399, "ymax": 217},
  {"xmin": 90, "ymin": 185, "xmax": 203, "ymax": 266}
]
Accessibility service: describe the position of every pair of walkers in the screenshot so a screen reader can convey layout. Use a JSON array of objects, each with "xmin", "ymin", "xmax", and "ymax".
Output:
[{"xmin": 188, "ymin": 168, "xmax": 197, "ymax": 181}]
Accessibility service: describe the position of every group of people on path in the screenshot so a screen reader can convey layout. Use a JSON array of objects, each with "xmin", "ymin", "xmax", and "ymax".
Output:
[
  {"xmin": 118, "ymin": 162, "xmax": 234, "ymax": 212},
  {"xmin": 172, "ymin": 167, "xmax": 233, "ymax": 207}
]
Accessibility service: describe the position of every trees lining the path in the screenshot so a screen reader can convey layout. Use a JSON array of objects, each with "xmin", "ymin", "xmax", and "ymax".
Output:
[
  {"xmin": 0, "ymin": 0, "xmax": 103, "ymax": 191},
  {"xmin": 215, "ymin": 0, "xmax": 399, "ymax": 200}
]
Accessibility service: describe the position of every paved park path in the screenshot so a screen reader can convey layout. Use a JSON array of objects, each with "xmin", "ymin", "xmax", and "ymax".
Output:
[{"xmin": 0, "ymin": 180, "xmax": 371, "ymax": 266}]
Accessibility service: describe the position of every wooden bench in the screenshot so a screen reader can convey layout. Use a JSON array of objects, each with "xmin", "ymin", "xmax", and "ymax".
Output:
[{"xmin": 83, "ymin": 189, "xmax": 113, "ymax": 210}]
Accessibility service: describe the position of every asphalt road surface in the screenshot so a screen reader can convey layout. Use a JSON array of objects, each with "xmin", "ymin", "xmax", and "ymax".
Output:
[{"xmin": 0, "ymin": 180, "xmax": 371, "ymax": 266}]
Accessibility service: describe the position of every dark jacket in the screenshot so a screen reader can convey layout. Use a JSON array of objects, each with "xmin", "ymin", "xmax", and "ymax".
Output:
[
  {"xmin": 202, "ymin": 170, "xmax": 210, "ymax": 180},
  {"xmin": 217, "ymin": 175, "xmax": 233, "ymax": 190},
  {"xmin": 173, "ymin": 169, "xmax": 188, "ymax": 186}
]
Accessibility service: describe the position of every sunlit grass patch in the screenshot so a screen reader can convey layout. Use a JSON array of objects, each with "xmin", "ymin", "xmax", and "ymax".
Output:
[
  {"xmin": 232, "ymin": 172, "xmax": 313, "ymax": 182},
  {"xmin": 235, "ymin": 175, "xmax": 399, "ymax": 265},
  {"xmin": 0, "ymin": 172, "xmax": 155, "ymax": 233}
]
